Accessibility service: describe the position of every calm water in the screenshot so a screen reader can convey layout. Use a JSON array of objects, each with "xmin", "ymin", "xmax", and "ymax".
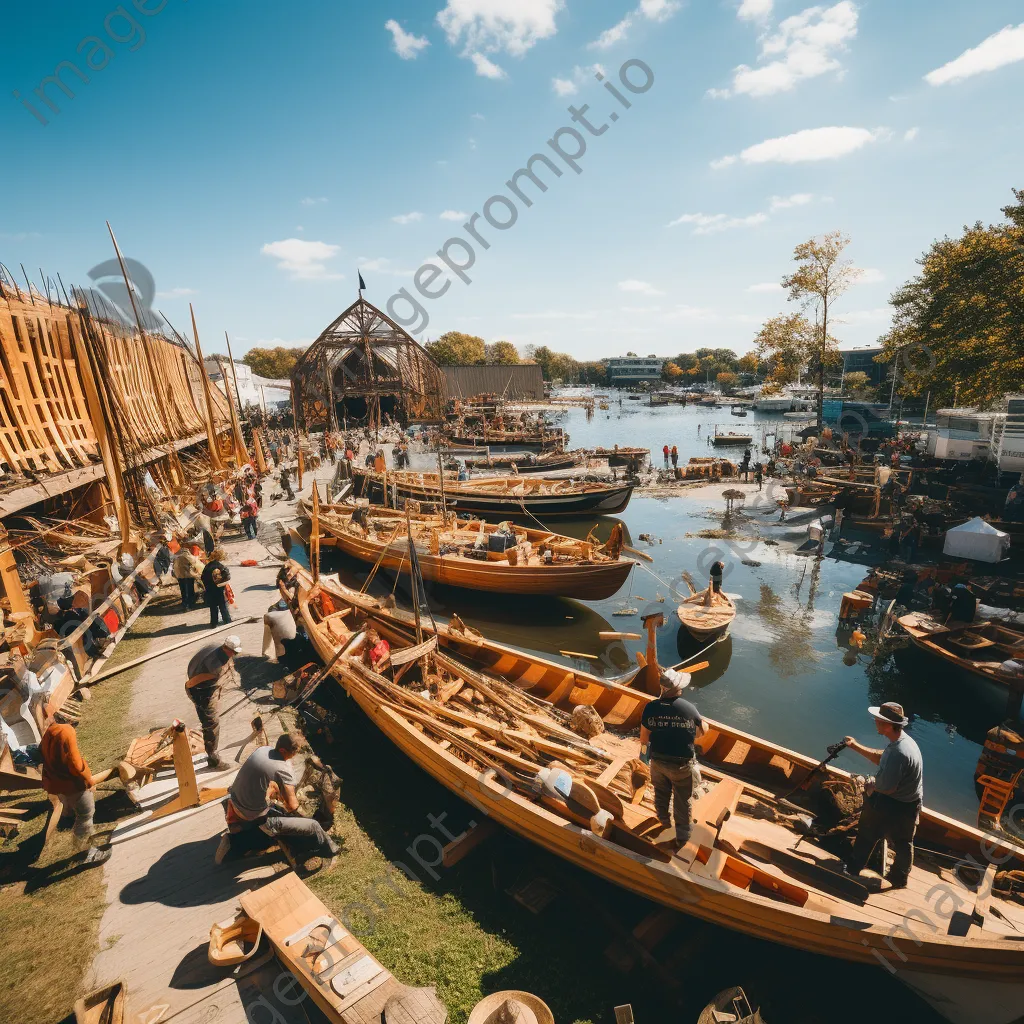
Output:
[{"xmin": 318, "ymin": 395, "xmax": 1004, "ymax": 1022}]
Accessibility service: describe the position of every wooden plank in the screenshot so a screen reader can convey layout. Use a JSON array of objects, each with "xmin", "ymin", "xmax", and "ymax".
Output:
[{"xmin": 441, "ymin": 818, "xmax": 499, "ymax": 866}]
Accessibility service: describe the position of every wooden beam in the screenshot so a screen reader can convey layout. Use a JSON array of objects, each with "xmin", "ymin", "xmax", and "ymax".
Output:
[
  {"xmin": 189, "ymin": 304, "xmax": 225, "ymax": 471},
  {"xmin": 441, "ymin": 818, "xmax": 499, "ymax": 866}
]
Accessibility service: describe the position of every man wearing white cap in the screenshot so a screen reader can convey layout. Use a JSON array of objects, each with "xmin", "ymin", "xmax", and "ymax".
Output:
[
  {"xmin": 843, "ymin": 701, "xmax": 923, "ymax": 889},
  {"xmin": 640, "ymin": 668, "xmax": 707, "ymax": 853},
  {"xmin": 185, "ymin": 636, "xmax": 242, "ymax": 771}
]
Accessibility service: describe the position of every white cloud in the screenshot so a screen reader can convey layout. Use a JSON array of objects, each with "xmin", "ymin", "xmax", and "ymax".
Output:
[
  {"xmin": 713, "ymin": 2, "xmax": 859, "ymax": 98},
  {"xmin": 738, "ymin": 0, "xmax": 773, "ymax": 22},
  {"xmin": 768, "ymin": 192, "xmax": 815, "ymax": 210},
  {"xmin": 746, "ymin": 282, "xmax": 785, "ymax": 293},
  {"xmin": 551, "ymin": 63, "xmax": 605, "ymax": 95},
  {"xmin": 903, "ymin": 126, "xmax": 919, "ymax": 141},
  {"xmin": 925, "ymin": 23, "xmax": 1024, "ymax": 85},
  {"xmin": 618, "ymin": 279, "xmax": 665, "ymax": 296},
  {"xmin": 155, "ymin": 287, "xmax": 196, "ymax": 298},
  {"xmin": 668, "ymin": 211, "xmax": 769, "ymax": 234},
  {"xmin": 300, "ymin": 196, "xmax": 328, "ymax": 206},
  {"xmin": 471, "ymin": 52, "xmax": 507, "ymax": 78},
  {"xmin": 589, "ymin": 0, "xmax": 679, "ymax": 49},
  {"xmin": 356, "ymin": 257, "xmax": 414, "ymax": 276},
  {"xmin": 385, "ymin": 19, "xmax": 430, "ymax": 60},
  {"xmin": 261, "ymin": 239, "xmax": 343, "ymax": 281},
  {"xmin": 713, "ymin": 126, "xmax": 883, "ymax": 166},
  {"xmin": 437, "ymin": 0, "xmax": 563, "ymax": 58},
  {"xmin": 439, "ymin": 210, "xmax": 469, "ymax": 221},
  {"xmin": 639, "ymin": 0, "xmax": 681, "ymax": 21},
  {"xmin": 855, "ymin": 267, "xmax": 884, "ymax": 284},
  {"xmin": 392, "ymin": 211, "xmax": 423, "ymax": 225}
]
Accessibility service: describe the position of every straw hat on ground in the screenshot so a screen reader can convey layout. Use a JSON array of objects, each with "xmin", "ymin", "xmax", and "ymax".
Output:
[{"xmin": 467, "ymin": 991, "xmax": 554, "ymax": 1024}]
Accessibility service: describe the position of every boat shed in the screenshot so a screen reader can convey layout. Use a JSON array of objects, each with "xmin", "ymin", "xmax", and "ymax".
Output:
[
  {"xmin": 291, "ymin": 296, "xmax": 447, "ymax": 431},
  {"xmin": 443, "ymin": 364, "xmax": 544, "ymax": 401}
]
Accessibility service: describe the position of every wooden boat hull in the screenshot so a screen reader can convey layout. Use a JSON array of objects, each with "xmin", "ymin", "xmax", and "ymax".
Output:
[
  {"xmin": 447, "ymin": 434, "xmax": 564, "ymax": 452},
  {"xmin": 464, "ymin": 455, "xmax": 579, "ymax": 474},
  {"xmin": 711, "ymin": 436, "xmax": 752, "ymax": 447},
  {"xmin": 351, "ymin": 472, "xmax": 634, "ymax": 518},
  {"xmin": 677, "ymin": 590, "xmax": 736, "ymax": 641},
  {"xmin": 296, "ymin": 576, "xmax": 1024, "ymax": 1024},
  {"xmin": 318, "ymin": 521, "xmax": 633, "ymax": 600}
]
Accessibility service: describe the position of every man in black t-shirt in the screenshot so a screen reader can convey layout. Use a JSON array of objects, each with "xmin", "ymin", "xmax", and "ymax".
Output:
[{"xmin": 640, "ymin": 668, "xmax": 707, "ymax": 851}]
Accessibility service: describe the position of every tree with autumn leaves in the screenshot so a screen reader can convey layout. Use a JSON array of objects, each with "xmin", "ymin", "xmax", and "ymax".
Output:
[{"xmin": 879, "ymin": 188, "xmax": 1024, "ymax": 408}]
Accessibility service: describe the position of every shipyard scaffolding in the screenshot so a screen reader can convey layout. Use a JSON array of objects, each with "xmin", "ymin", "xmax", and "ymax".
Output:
[{"xmin": 291, "ymin": 296, "xmax": 446, "ymax": 432}]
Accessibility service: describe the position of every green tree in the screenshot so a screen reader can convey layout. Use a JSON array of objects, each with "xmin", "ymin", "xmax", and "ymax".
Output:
[
  {"xmin": 242, "ymin": 346, "xmax": 306, "ymax": 379},
  {"xmin": 737, "ymin": 353, "xmax": 759, "ymax": 374},
  {"xmin": 580, "ymin": 360, "xmax": 607, "ymax": 384},
  {"xmin": 843, "ymin": 370, "xmax": 872, "ymax": 396},
  {"xmin": 878, "ymin": 188, "xmax": 1024, "ymax": 407},
  {"xmin": 548, "ymin": 352, "xmax": 580, "ymax": 383},
  {"xmin": 782, "ymin": 231, "xmax": 861, "ymax": 429},
  {"xmin": 426, "ymin": 331, "xmax": 486, "ymax": 364},
  {"xmin": 717, "ymin": 371, "xmax": 738, "ymax": 390},
  {"xmin": 486, "ymin": 340, "xmax": 520, "ymax": 365},
  {"xmin": 754, "ymin": 313, "xmax": 816, "ymax": 388}
]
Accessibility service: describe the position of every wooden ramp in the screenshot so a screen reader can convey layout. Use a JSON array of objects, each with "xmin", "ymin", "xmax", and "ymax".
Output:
[{"xmin": 241, "ymin": 872, "xmax": 447, "ymax": 1024}]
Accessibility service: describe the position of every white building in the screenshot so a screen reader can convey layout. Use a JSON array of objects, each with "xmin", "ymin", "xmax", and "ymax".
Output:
[{"xmin": 204, "ymin": 358, "xmax": 291, "ymax": 411}]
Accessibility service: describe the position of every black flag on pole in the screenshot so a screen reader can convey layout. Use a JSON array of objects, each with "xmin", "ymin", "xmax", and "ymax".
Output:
[{"xmin": 358, "ymin": 271, "xmax": 366, "ymax": 292}]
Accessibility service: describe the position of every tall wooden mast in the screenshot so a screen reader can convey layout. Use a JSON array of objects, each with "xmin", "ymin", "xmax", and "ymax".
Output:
[{"xmin": 190, "ymin": 304, "xmax": 226, "ymax": 472}]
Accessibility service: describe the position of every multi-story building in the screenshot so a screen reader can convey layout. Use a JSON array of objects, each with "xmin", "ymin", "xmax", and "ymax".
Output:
[
  {"xmin": 606, "ymin": 356, "xmax": 662, "ymax": 387},
  {"xmin": 841, "ymin": 347, "xmax": 888, "ymax": 387}
]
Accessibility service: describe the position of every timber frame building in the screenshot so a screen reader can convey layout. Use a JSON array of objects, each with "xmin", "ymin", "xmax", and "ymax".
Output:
[{"xmin": 291, "ymin": 297, "xmax": 446, "ymax": 431}]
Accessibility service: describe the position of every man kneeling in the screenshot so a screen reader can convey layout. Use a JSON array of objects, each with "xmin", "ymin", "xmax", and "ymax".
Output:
[{"xmin": 216, "ymin": 732, "xmax": 339, "ymax": 869}]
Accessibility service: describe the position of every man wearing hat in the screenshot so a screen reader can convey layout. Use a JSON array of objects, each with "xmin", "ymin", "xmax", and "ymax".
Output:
[
  {"xmin": 843, "ymin": 701, "xmax": 923, "ymax": 889},
  {"xmin": 640, "ymin": 668, "xmax": 707, "ymax": 852},
  {"xmin": 185, "ymin": 637, "xmax": 242, "ymax": 771}
]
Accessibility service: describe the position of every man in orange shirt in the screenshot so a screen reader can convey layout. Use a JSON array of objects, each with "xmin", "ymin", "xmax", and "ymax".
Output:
[{"xmin": 40, "ymin": 715, "xmax": 109, "ymax": 863}]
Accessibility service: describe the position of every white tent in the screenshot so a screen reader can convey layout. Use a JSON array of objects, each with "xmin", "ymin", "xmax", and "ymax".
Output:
[{"xmin": 942, "ymin": 517, "xmax": 1010, "ymax": 563}]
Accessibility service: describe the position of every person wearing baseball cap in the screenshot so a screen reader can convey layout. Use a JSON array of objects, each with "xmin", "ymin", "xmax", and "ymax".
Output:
[
  {"xmin": 184, "ymin": 636, "xmax": 243, "ymax": 771},
  {"xmin": 843, "ymin": 702, "xmax": 923, "ymax": 889},
  {"xmin": 639, "ymin": 668, "xmax": 707, "ymax": 854}
]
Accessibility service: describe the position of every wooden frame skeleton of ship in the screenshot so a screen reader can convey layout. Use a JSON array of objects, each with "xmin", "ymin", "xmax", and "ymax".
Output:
[{"xmin": 291, "ymin": 296, "xmax": 446, "ymax": 433}]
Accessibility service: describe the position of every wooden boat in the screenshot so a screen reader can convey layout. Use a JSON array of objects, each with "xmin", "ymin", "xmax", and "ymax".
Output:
[
  {"xmin": 897, "ymin": 612, "xmax": 1024, "ymax": 691},
  {"xmin": 208, "ymin": 910, "xmax": 263, "ymax": 967},
  {"xmin": 296, "ymin": 573, "xmax": 1024, "ymax": 1024},
  {"xmin": 350, "ymin": 467, "xmax": 633, "ymax": 518},
  {"xmin": 447, "ymin": 429, "xmax": 565, "ymax": 452},
  {"xmin": 463, "ymin": 451, "xmax": 580, "ymax": 474},
  {"xmin": 588, "ymin": 447, "xmax": 650, "ymax": 466},
  {"xmin": 731, "ymin": 408, "xmax": 748, "ymax": 417},
  {"xmin": 74, "ymin": 981, "xmax": 125, "ymax": 1024},
  {"xmin": 711, "ymin": 432, "xmax": 752, "ymax": 448},
  {"xmin": 677, "ymin": 583, "xmax": 736, "ymax": 641},
  {"xmin": 314, "ymin": 504, "xmax": 633, "ymax": 600}
]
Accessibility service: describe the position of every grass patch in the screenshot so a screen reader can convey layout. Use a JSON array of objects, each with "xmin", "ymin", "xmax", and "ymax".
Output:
[{"xmin": 0, "ymin": 600, "xmax": 170, "ymax": 1024}]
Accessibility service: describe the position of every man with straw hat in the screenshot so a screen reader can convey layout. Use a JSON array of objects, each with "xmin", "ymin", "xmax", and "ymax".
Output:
[
  {"xmin": 640, "ymin": 668, "xmax": 707, "ymax": 853},
  {"xmin": 843, "ymin": 701, "xmax": 924, "ymax": 889}
]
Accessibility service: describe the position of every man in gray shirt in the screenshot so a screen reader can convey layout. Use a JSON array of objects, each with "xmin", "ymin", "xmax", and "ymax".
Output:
[
  {"xmin": 217, "ymin": 733, "xmax": 338, "ymax": 869},
  {"xmin": 843, "ymin": 701, "xmax": 924, "ymax": 889}
]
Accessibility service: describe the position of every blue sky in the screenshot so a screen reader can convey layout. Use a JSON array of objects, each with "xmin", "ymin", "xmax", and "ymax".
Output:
[{"xmin": 2, "ymin": 1, "xmax": 1022, "ymax": 360}]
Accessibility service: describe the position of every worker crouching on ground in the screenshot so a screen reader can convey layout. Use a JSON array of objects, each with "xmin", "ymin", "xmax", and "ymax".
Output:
[
  {"xmin": 216, "ymin": 732, "xmax": 339, "ymax": 869},
  {"xmin": 40, "ymin": 713, "xmax": 110, "ymax": 864},
  {"xmin": 639, "ymin": 668, "xmax": 707, "ymax": 854},
  {"xmin": 184, "ymin": 636, "xmax": 242, "ymax": 771},
  {"xmin": 263, "ymin": 600, "xmax": 298, "ymax": 664},
  {"xmin": 843, "ymin": 702, "xmax": 923, "ymax": 889}
]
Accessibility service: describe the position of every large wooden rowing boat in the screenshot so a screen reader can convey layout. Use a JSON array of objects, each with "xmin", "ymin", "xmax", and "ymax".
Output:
[
  {"xmin": 463, "ymin": 451, "xmax": 580, "ymax": 474},
  {"xmin": 296, "ymin": 572, "xmax": 1024, "ymax": 1024},
  {"xmin": 446, "ymin": 429, "xmax": 565, "ymax": 451},
  {"xmin": 350, "ymin": 467, "xmax": 633, "ymax": 518},
  {"xmin": 897, "ymin": 612, "xmax": 1024, "ymax": 691},
  {"xmin": 314, "ymin": 504, "xmax": 633, "ymax": 600},
  {"xmin": 677, "ymin": 584, "xmax": 736, "ymax": 641},
  {"xmin": 711, "ymin": 432, "xmax": 752, "ymax": 448}
]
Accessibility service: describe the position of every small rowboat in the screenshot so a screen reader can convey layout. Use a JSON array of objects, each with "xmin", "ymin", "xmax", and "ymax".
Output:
[
  {"xmin": 447, "ymin": 429, "xmax": 565, "ymax": 452},
  {"xmin": 314, "ymin": 503, "xmax": 634, "ymax": 600},
  {"xmin": 464, "ymin": 452, "xmax": 580, "ymax": 474},
  {"xmin": 677, "ymin": 583, "xmax": 736, "ymax": 641},
  {"xmin": 711, "ymin": 432, "xmax": 752, "ymax": 448},
  {"xmin": 208, "ymin": 910, "xmax": 264, "ymax": 967}
]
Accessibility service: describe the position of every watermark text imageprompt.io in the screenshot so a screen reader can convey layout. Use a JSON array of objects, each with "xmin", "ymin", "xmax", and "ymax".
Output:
[{"xmin": 386, "ymin": 58, "xmax": 655, "ymax": 335}]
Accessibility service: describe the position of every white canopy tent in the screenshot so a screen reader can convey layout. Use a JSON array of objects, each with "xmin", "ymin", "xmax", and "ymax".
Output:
[{"xmin": 942, "ymin": 517, "xmax": 1010, "ymax": 563}]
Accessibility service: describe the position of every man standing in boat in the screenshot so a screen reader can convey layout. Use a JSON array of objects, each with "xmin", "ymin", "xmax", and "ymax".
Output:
[
  {"xmin": 843, "ymin": 702, "xmax": 923, "ymax": 889},
  {"xmin": 640, "ymin": 669, "xmax": 708, "ymax": 853}
]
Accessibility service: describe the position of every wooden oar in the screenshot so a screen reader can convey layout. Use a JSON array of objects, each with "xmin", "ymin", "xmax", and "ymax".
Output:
[{"xmin": 622, "ymin": 545, "xmax": 654, "ymax": 562}]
